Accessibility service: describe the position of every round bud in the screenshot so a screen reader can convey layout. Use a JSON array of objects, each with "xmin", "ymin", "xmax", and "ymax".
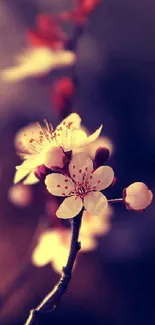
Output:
[
  {"xmin": 44, "ymin": 146, "xmax": 66, "ymax": 170},
  {"xmin": 34, "ymin": 164, "xmax": 51, "ymax": 181},
  {"xmin": 123, "ymin": 182, "xmax": 153, "ymax": 211}
]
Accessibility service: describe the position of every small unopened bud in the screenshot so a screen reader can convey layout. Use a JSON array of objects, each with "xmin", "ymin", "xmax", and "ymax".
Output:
[
  {"xmin": 34, "ymin": 164, "xmax": 51, "ymax": 181},
  {"xmin": 94, "ymin": 147, "xmax": 110, "ymax": 168},
  {"xmin": 123, "ymin": 182, "xmax": 153, "ymax": 211},
  {"xmin": 44, "ymin": 146, "xmax": 66, "ymax": 170},
  {"xmin": 8, "ymin": 184, "xmax": 32, "ymax": 207}
]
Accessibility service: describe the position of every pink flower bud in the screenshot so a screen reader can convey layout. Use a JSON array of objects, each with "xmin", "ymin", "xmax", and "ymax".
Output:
[
  {"xmin": 124, "ymin": 182, "xmax": 153, "ymax": 211},
  {"xmin": 94, "ymin": 147, "xmax": 110, "ymax": 168},
  {"xmin": 34, "ymin": 164, "xmax": 51, "ymax": 181},
  {"xmin": 44, "ymin": 146, "xmax": 66, "ymax": 170}
]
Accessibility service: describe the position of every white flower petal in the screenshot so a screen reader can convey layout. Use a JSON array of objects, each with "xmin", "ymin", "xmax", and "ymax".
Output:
[
  {"xmin": 45, "ymin": 173, "xmax": 74, "ymax": 197},
  {"xmin": 69, "ymin": 152, "xmax": 93, "ymax": 183},
  {"xmin": 89, "ymin": 166, "xmax": 114, "ymax": 191},
  {"xmin": 84, "ymin": 191, "xmax": 108, "ymax": 216},
  {"xmin": 23, "ymin": 172, "xmax": 39, "ymax": 185},
  {"xmin": 56, "ymin": 196, "xmax": 83, "ymax": 219},
  {"xmin": 56, "ymin": 113, "xmax": 81, "ymax": 131}
]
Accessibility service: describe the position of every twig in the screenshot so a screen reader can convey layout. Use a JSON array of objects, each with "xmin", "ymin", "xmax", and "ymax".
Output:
[
  {"xmin": 24, "ymin": 210, "xmax": 83, "ymax": 325},
  {"xmin": 108, "ymin": 198, "xmax": 124, "ymax": 204}
]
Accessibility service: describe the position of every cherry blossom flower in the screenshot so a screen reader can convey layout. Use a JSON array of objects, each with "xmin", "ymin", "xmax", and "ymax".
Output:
[
  {"xmin": 1, "ymin": 47, "xmax": 75, "ymax": 82},
  {"xmin": 124, "ymin": 182, "xmax": 153, "ymax": 211},
  {"xmin": 45, "ymin": 152, "xmax": 114, "ymax": 218},
  {"xmin": 32, "ymin": 206, "xmax": 112, "ymax": 274},
  {"xmin": 8, "ymin": 184, "xmax": 32, "ymax": 207},
  {"xmin": 14, "ymin": 113, "xmax": 102, "ymax": 184}
]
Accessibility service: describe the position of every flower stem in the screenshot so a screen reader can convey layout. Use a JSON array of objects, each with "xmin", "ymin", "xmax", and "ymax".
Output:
[
  {"xmin": 24, "ymin": 210, "xmax": 83, "ymax": 325},
  {"xmin": 108, "ymin": 198, "xmax": 124, "ymax": 204}
]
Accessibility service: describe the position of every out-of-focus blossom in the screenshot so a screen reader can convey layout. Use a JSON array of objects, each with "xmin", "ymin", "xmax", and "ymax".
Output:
[
  {"xmin": 8, "ymin": 184, "xmax": 32, "ymax": 207},
  {"xmin": 32, "ymin": 229, "xmax": 70, "ymax": 273},
  {"xmin": 27, "ymin": 15, "xmax": 66, "ymax": 49},
  {"xmin": 45, "ymin": 152, "xmax": 114, "ymax": 218},
  {"xmin": 51, "ymin": 77, "xmax": 75, "ymax": 115},
  {"xmin": 124, "ymin": 182, "xmax": 153, "ymax": 211},
  {"xmin": 32, "ymin": 205, "xmax": 111, "ymax": 273},
  {"xmin": 78, "ymin": 0, "xmax": 101, "ymax": 15},
  {"xmin": 14, "ymin": 113, "xmax": 102, "ymax": 184},
  {"xmin": 81, "ymin": 206, "xmax": 112, "ymax": 238},
  {"xmin": 59, "ymin": 0, "xmax": 101, "ymax": 24},
  {"xmin": 1, "ymin": 47, "xmax": 76, "ymax": 82}
]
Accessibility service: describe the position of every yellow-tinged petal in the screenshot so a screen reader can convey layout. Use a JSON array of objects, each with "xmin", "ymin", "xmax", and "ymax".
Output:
[
  {"xmin": 23, "ymin": 172, "xmax": 39, "ymax": 185},
  {"xmin": 1, "ymin": 47, "xmax": 76, "ymax": 82},
  {"xmin": 14, "ymin": 156, "xmax": 42, "ymax": 184},
  {"xmin": 52, "ymin": 246, "xmax": 69, "ymax": 274},
  {"xmin": 14, "ymin": 167, "xmax": 32, "ymax": 184},
  {"xmin": 79, "ymin": 233, "xmax": 97, "ymax": 251},
  {"xmin": 84, "ymin": 191, "xmax": 108, "ymax": 216},
  {"xmin": 45, "ymin": 173, "xmax": 74, "ymax": 197},
  {"xmin": 56, "ymin": 196, "xmax": 83, "ymax": 219},
  {"xmin": 56, "ymin": 113, "xmax": 81, "ymax": 131},
  {"xmin": 81, "ymin": 125, "xmax": 103, "ymax": 147},
  {"xmin": 32, "ymin": 231, "xmax": 58, "ymax": 267}
]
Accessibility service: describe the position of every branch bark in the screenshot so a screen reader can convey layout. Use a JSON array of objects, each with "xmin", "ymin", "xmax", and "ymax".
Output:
[{"xmin": 25, "ymin": 211, "xmax": 83, "ymax": 325}]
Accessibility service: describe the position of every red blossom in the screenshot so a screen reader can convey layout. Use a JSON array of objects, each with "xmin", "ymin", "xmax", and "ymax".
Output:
[
  {"xmin": 51, "ymin": 77, "xmax": 75, "ymax": 115},
  {"xmin": 78, "ymin": 0, "xmax": 101, "ymax": 15},
  {"xmin": 26, "ymin": 14, "xmax": 66, "ymax": 49}
]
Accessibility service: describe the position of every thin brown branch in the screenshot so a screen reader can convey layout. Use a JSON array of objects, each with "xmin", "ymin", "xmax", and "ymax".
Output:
[{"xmin": 24, "ymin": 210, "xmax": 83, "ymax": 325}]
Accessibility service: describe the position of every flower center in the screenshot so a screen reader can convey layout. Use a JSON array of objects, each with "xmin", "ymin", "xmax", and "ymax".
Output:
[
  {"xmin": 18, "ymin": 119, "xmax": 74, "ymax": 155},
  {"xmin": 75, "ymin": 184, "xmax": 88, "ymax": 198}
]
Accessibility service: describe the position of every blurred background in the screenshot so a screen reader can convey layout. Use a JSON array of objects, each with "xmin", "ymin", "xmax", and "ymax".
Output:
[{"xmin": 0, "ymin": 0, "xmax": 155, "ymax": 324}]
